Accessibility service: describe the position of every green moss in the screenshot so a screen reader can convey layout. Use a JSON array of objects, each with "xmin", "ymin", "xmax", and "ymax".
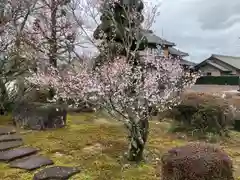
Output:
[
  {"xmin": 0, "ymin": 115, "xmax": 12, "ymax": 126},
  {"xmin": 1, "ymin": 113, "xmax": 240, "ymax": 179}
]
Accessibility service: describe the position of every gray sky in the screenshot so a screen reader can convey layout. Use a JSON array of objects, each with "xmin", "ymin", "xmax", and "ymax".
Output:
[{"xmin": 152, "ymin": 0, "xmax": 240, "ymax": 63}]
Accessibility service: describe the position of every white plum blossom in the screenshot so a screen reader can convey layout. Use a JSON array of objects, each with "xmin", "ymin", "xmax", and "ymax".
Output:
[{"xmin": 27, "ymin": 52, "xmax": 198, "ymax": 121}]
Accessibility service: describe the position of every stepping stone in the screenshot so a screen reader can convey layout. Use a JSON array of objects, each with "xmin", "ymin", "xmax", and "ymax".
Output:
[
  {"xmin": 0, "ymin": 126, "xmax": 16, "ymax": 135},
  {"xmin": 10, "ymin": 155, "xmax": 54, "ymax": 170},
  {"xmin": 33, "ymin": 166, "xmax": 80, "ymax": 180},
  {"xmin": 0, "ymin": 147, "xmax": 38, "ymax": 161},
  {"xmin": 0, "ymin": 140, "xmax": 23, "ymax": 151},
  {"xmin": 0, "ymin": 134, "xmax": 22, "ymax": 142}
]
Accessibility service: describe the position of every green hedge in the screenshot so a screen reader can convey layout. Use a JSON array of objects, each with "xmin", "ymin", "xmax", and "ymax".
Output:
[{"xmin": 196, "ymin": 76, "xmax": 239, "ymax": 85}]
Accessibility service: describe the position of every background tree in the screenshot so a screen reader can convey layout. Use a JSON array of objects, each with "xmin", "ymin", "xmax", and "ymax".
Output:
[
  {"xmin": 29, "ymin": 0, "xmax": 77, "ymax": 67},
  {"xmin": 92, "ymin": 0, "xmax": 146, "ymax": 68},
  {"xmin": 0, "ymin": 0, "xmax": 38, "ymax": 112},
  {"xmin": 67, "ymin": 0, "xmax": 162, "ymax": 67},
  {"xmin": 141, "ymin": 1, "xmax": 161, "ymax": 29},
  {"xmin": 25, "ymin": 0, "xmax": 81, "ymax": 99}
]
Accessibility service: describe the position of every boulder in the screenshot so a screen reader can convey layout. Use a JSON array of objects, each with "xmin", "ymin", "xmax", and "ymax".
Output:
[
  {"xmin": 33, "ymin": 166, "xmax": 80, "ymax": 180},
  {"xmin": 21, "ymin": 88, "xmax": 49, "ymax": 103},
  {"xmin": 161, "ymin": 142, "xmax": 234, "ymax": 180},
  {"xmin": 12, "ymin": 102, "xmax": 67, "ymax": 130}
]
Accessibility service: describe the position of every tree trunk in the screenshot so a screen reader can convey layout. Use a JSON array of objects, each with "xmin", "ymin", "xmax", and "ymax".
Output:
[
  {"xmin": 49, "ymin": 0, "xmax": 58, "ymax": 68},
  {"xmin": 128, "ymin": 118, "xmax": 149, "ymax": 162},
  {"xmin": 48, "ymin": 0, "xmax": 57, "ymax": 100}
]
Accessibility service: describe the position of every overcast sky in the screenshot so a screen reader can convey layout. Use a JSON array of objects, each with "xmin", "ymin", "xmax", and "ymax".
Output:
[{"xmin": 152, "ymin": 0, "xmax": 240, "ymax": 63}]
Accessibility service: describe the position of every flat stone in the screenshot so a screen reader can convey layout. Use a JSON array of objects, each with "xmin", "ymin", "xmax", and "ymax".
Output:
[
  {"xmin": 10, "ymin": 155, "xmax": 54, "ymax": 170},
  {"xmin": 0, "ymin": 134, "xmax": 22, "ymax": 142},
  {"xmin": 33, "ymin": 166, "xmax": 80, "ymax": 180},
  {"xmin": 0, "ymin": 147, "xmax": 38, "ymax": 161},
  {"xmin": 0, "ymin": 127, "xmax": 16, "ymax": 135},
  {"xmin": 0, "ymin": 141, "xmax": 23, "ymax": 151}
]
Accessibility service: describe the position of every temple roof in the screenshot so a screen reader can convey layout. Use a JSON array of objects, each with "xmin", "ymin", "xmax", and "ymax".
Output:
[
  {"xmin": 141, "ymin": 29, "xmax": 176, "ymax": 46},
  {"xmin": 180, "ymin": 59, "xmax": 196, "ymax": 67},
  {"xmin": 168, "ymin": 47, "xmax": 189, "ymax": 57}
]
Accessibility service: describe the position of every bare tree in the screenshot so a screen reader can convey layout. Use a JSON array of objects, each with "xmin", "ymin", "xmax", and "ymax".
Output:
[
  {"xmin": 28, "ymin": 0, "xmax": 78, "ymax": 67},
  {"xmin": 141, "ymin": 1, "xmax": 161, "ymax": 29},
  {"xmin": 68, "ymin": 0, "xmax": 101, "ymax": 64}
]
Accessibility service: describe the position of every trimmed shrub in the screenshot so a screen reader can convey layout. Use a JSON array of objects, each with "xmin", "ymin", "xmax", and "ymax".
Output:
[
  {"xmin": 196, "ymin": 76, "xmax": 239, "ymax": 85},
  {"xmin": 161, "ymin": 142, "xmax": 234, "ymax": 180},
  {"xmin": 171, "ymin": 93, "xmax": 235, "ymax": 136}
]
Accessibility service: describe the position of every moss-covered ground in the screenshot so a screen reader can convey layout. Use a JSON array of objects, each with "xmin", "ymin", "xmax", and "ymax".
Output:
[{"xmin": 0, "ymin": 113, "xmax": 240, "ymax": 180}]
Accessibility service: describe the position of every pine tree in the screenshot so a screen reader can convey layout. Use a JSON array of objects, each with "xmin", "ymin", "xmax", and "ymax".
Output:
[{"xmin": 93, "ymin": 0, "xmax": 147, "ymax": 68}]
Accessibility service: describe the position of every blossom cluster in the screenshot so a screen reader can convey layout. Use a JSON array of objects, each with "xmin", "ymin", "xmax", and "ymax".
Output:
[{"xmin": 27, "ymin": 53, "xmax": 198, "ymax": 122}]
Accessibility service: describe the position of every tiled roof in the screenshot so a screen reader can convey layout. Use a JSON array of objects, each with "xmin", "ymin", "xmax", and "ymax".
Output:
[
  {"xmin": 168, "ymin": 47, "xmax": 189, "ymax": 57},
  {"xmin": 206, "ymin": 61, "xmax": 230, "ymax": 71},
  {"xmin": 180, "ymin": 59, "xmax": 196, "ymax": 66},
  {"xmin": 211, "ymin": 54, "xmax": 240, "ymax": 70},
  {"xmin": 195, "ymin": 54, "xmax": 240, "ymax": 71},
  {"xmin": 141, "ymin": 29, "xmax": 176, "ymax": 46}
]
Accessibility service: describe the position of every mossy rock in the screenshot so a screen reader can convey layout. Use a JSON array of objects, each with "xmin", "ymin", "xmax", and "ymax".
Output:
[{"xmin": 12, "ymin": 101, "xmax": 67, "ymax": 130}]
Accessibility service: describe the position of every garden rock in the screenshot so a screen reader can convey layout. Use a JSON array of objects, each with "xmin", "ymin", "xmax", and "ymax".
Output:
[
  {"xmin": 0, "ymin": 134, "xmax": 22, "ymax": 142},
  {"xmin": 0, "ymin": 141, "xmax": 23, "ymax": 151},
  {"xmin": 0, "ymin": 147, "xmax": 38, "ymax": 161},
  {"xmin": 10, "ymin": 155, "xmax": 53, "ymax": 170},
  {"xmin": 0, "ymin": 126, "xmax": 16, "ymax": 135},
  {"xmin": 12, "ymin": 102, "xmax": 67, "ymax": 130},
  {"xmin": 33, "ymin": 166, "xmax": 80, "ymax": 180},
  {"xmin": 161, "ymin": 142, "xmax": 234, "ymax": 180}
]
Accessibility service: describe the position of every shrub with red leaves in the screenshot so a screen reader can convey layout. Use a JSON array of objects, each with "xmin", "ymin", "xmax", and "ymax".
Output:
[{"xmin": 161, "ymin": 143, "xmax": 234, "ymax": 180}]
